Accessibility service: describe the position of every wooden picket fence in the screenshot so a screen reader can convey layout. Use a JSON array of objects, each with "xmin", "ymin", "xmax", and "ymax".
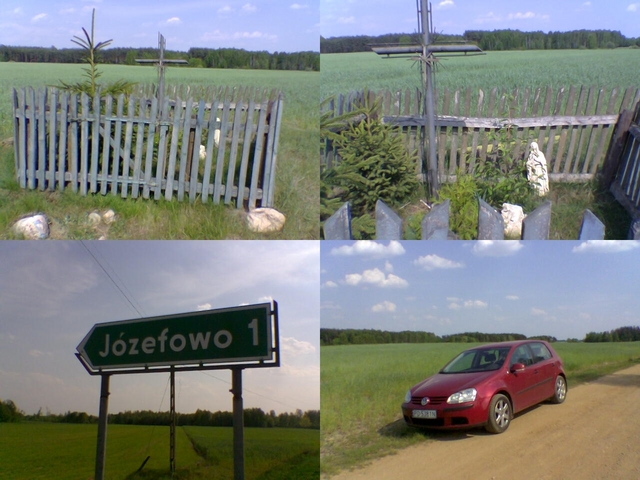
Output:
[
  {"xmin": 322, "ymin": 86, "xmax": 640, "ymax": 183},
  {"xmin": 609, "ymin": 101, "xmax": 640, "ymax": 220},
  {"xmin": 12, "ymin": 85, "xmax": 283, "ymax": 208}
]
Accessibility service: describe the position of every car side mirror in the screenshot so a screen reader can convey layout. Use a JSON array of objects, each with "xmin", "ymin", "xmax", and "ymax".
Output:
[{"xmin": 510, "ymin": 363, "xmax": 525, "ymax": 373}]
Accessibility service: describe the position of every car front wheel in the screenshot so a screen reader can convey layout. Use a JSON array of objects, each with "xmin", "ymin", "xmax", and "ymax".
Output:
[
  {"xmin": 551, "ymin": 375, "xmax": 567, "ymax": 404},
  {"xmin": 485, "ymin": 394, "xmax": 511, "ymax": 434}
]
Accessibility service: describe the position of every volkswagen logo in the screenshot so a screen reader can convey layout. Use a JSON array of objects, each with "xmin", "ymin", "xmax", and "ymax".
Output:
[{"xmin": 421, "ymin": 397, "xmax": 430, "ymax": 406}]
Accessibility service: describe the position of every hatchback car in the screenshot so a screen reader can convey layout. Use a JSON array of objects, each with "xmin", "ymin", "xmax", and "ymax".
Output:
[{"xmin": 401, "ymin": 340, "xmax": 566, "ymax": 433}]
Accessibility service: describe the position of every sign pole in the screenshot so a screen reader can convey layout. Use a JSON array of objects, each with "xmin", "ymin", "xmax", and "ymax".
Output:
[
  {"xmin": 232, "ymin": 368, "xmax": 245, "ymax": 480},
  {"xmin": 95, "ymin": 374, "xmax": 110, "ymax": 480},
  {"xmin": 170, "ymin": 367, "xmax": 176, "ymax": 474},
  {"xmin": 421, "ymin": 0, "xmax": 439, "ymax": 197}
]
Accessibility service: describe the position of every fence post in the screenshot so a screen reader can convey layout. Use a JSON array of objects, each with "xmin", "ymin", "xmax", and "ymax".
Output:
[
  {"xmin": 375, "ymin": 200, "xmax": 403, "ymax": 240},
  {"xmin": 521, "ymin": 201, "xmax": 552, "ymax": 240},
  {"xmin": 477, "ymin": 198, "xmax": 504, "ymax": 240},
  {"xmin": 324, "ymin": 202, "xmax": 353, "ymax": 240},
  {"xmin": 628, "ymin": 219, "xmax": 640, "ymax": 240},
  {"xmin": 422, "ymin": 199, "xmax": 450, "ymax": 239},
  {"xmin": 578, "ymin": 209, "xmax": 605, "ymax": 240}
]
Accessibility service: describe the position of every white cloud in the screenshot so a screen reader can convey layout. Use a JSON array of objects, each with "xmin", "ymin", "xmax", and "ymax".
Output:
[
  {"xmin": 372, "ymin": 301, "xmax": 396, "ymax": 313},
  {"xmin": 506, "ymin": 295, "xmax": 519, "ymax": 301},
  {"xmin": 60, "ymin": 8, "xmax": 76, "ymax": 14},
  {"xmin": 331, "ymin": 241, "xmax": 405, "ymax": 258},
  {"xmin": 583, "ymin": 1, "xmax": 591, "ymax": 5},
  {"xmin": 322, "ymin": 280, "xmax": 338, "ymax": 288},
  {"xmin": 345, "ymin": 268, "xmax": 408, "ymax": 288},
  {"xmin": 166, "ymin": 17, "xmax": 182, "ymax": 25},
  {"xmin": 531, "ymin": 307, "xmax": 547, "ymax": 316},
  {"xmin": 464, "ymin": 300, "xmax": 488, "ymax": 309},
  {"xmin": 338, "ymin": 16, "xmax": 355, "ymax": 24},
  {"xmin": 473, "ymin": 240, "xmax": 524, "ymax": 257},
  {"xmin": 290, "ymin": 3, "xmax": 308, "ymax": 9},
  {"xmin": 280, "ymin": 337, "xmax": 315, "ymax": 356},
  {"xmin": 31, "ymin": 13, "xmax": 47, "ymax": 23},
  {"xmin": 197, "ymin": 303, "xmax": 212, "ymax": 311},
  {"xmin": 508, "ymin": 11, "xmax": 535, "ymax": 20},
  {"xmin": 628, "ymin": 3, "xmax": 640, "ymax": 12},
  {"xmin": 448, "ymin": 302, "xmax": 462, "ymax": 310},
  {"xmin": 413, "ymin": 254, "xmax": 464, "ymax": 271},
  {"xmin": 218, "ymin": 6, "xmax": 233, "ymax": 14},
  {"xmin": 233, "ymin": 31, "xmax": 276, "ymax": 40},
  {"xmin": 29, "ymin": 350, "xmax": 46, "ymax": 358},
  {"xmin": 446, "ymin": 297, "xmax": 461, "ymax": 302},
  {"xmin": 572, "ymin": 240, "xmax": 640, "ymax": 253},
  {"xmin": 242, "ymin": 3, "xmax": 258, "ymax": 13},
  {"xmin": 384, "ymin": 261, "xmax": 393, "ymax": 273},
  {"xmin": 437, "ymin": 0, "xmax": 455, "ymax": 9}
]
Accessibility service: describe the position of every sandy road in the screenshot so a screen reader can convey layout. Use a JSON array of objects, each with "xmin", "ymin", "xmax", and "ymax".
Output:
[{"xmin": 331, "ymin": 363, "xmax": 640, "ymax": 480}]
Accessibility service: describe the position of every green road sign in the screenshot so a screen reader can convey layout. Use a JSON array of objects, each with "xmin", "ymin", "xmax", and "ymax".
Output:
[{"xmin": 77, "ymin": 302, "xmax": 275, "ymax": 371}]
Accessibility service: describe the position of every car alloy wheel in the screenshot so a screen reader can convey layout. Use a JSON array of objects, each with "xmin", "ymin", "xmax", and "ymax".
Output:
[
  {"xmin": 552, "ymin": 375, "xmax": 567, "ymax": 404},
  {"xmin": 486, "ymin": 394, "xmax": 511, "ymax": 434}
]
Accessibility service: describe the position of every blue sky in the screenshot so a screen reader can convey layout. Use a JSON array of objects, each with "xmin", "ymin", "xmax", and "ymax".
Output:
[
  {"xmin": 321, "ymin": 240, "xmax": 640, "ymax": 340},
  {"xmin": 0, "ymin": 241, "xmax": 319, "ymax": 416},
  {"xmin": 321, "ymin": 0, "xmax": 640, "ymax": 39},
  {"xmin": 0, "ymin": 0, "xmax": 319, "ymax": 52}
]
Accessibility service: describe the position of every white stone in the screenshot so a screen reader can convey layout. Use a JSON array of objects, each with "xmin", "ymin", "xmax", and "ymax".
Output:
[
  {"xmin": 246, "ymin": 208, "xmax": 286, "ymax": 233},
  {"xmin": 526, "ymin": 141, "xmax": 549, "ymax": 196},
  {"xmin": 102, "ymin": 209, "xmax": 116, "ymax": 224},
  {"xmin": 501, "ymin": 203, "xmax": 525, "ymax": 238},
  {"xmin": 199, "ymin": 145, "xmax": 207, "ymax": 161},
  {"xmin": 88, "ymin": 212, "xmax": 102, "ymax": 225},
  {"xmin": 13, "ymin": 214, "xmax": 50, "ymax": 240}
]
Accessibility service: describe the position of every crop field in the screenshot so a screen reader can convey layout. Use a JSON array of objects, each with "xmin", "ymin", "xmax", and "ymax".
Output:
[
  {"xmin": 320, "ymin": 49, "xmax": 640, "ymax": 99},
  {"xmin": 0, "ymin": 422, "xmax": 319, "ymax": 480},
  {"xmin": 0, "ymin": 63, "xmax": 319, "ymax": 239},
  {"xmin": 320, "ymin": 341, "xmax": 640, "ymax": 476}
]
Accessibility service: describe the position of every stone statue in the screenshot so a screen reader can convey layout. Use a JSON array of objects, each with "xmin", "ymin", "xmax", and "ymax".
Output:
[{"xmin": 526, "ymin": 141, "xmax": 549, "ymax": 195}]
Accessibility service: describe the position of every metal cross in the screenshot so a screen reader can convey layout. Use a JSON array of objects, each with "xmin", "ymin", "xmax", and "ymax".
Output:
[{"xmin": 371, "ymin": 0, "xmax": 484, "ymax": 197}]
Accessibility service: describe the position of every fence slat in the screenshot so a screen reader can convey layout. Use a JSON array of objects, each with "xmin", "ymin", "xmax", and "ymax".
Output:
[
  {"xmin": 153, "ymin": 97, "xmax": 170, "ymax": 200},
  {"xmin": 177, "ymin": 97, "xmax": 194, "ymax": 201},
  {"xmin": 48, "ymin": 89, "xmax": 58, "ymax": 191},
  {"xmin": 120, "ymin": 96, "xmax": 136, "ymax": 198},
  {"xmin": 164, "ymin": 96, "xmax": 183, "ymax": 201},
  {"xmin": 201, "ymin": 99, "xmax": 220, "ymax": 202},
  {"xmin": 213, "ymin": 99, "xmax": 231, "ymax": 204},
  {"xmin": 189, "ymin": 100, "xmax": 206, "ymax": 203},
  {"xmin": 263, "ymin": 94, "xmax": 283, "ymax": 208},
  {"xmin": 89, "ymin": 92, "xmax": 100, "ymax": 193},
  {"xmin": 142, "ymin": 96, "xmax": 159, "ymax": 199},
  {"xmin": 249, "ymin": 97, "xmax": 269, "ymax": 209},
  {"xmin": 57, "ymin": 92, "xmax": 68, "ymax": 191},
  {"xmin": 131, "ymin": 96, "xmax": 147, "ymax": 199},
  {"xmin": 37, "ymin": 89, "xmax": 47, "ymax": 191},
  {"xmin": 236, "ymin": 98, "xmax": 256, "ymax": 208},
  {"xmin": 224, "ymin": 97, "xmax": 244, "ymax": 205},
  {"xmin": 111, "ymin": 94, "xmax": 125, "ymax": 196},
  {"xmin": 100, "ymin": 96, "xmax": 113, "ymax": 195},
  {"xmin": 80, "ymin": 93, "xmax": 90, "ymax": 195}
]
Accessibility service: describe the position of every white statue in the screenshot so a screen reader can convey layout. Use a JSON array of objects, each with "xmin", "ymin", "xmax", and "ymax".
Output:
[{"xmin": 526, "ymin": 141, "xmax": 549, "ymax": 195}]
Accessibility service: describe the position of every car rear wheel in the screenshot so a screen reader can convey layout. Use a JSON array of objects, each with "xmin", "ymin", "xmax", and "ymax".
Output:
[
  {"xmin": 486, "ymin": 394, "xmax": 511, "ymax": 434},
  {"xmin": 551, "ymin": 375, "xmax": 567, "ymax": 404}
]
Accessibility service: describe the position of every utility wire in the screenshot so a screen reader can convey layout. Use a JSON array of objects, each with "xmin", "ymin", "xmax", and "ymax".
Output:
[{"xmin": 80, "ymin": 241, "xmax": 145, "ymax": 319}]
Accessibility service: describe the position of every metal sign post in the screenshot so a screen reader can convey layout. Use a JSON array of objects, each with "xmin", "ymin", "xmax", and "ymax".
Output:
[
  {"xmin": 77, "ymin": 301, "xmax": 280, "ymax": 480},
  {"xmin": 372, "ymin": 0, "xmax": 484, "ymax": 197}
]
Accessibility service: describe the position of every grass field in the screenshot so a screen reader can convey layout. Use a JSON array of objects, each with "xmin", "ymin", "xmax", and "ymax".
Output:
[
  {"xmin": 320, "ymin": 341, "xmax": 640, "ymax": 476},
  {"xmin": 0, "ymin": 422, "xmax": 319, "ymax": 480},
  {"xmin": 0, "ymin": 63, "xmax": 319, "ymax": 239},
  {"xmin": 321, "ymin": 49, "xmax": 640, "ymax": 99}
]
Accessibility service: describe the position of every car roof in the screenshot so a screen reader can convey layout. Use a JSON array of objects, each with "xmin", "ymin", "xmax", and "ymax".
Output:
[{"xmin": 466, "ymin": 340, "xmax": 549, "ymax": 350}]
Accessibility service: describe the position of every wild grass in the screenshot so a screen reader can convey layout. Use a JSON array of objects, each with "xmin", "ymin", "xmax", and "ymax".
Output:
[
  {"xmin": 0, "ymin": 423, "xmax": 320, "ymax": 480},
  {"xmin": 0, "ymin": 63, "xmax": 319, "ymax": 239},
  {"xmin": 320, "ymin": 341, "xmax": 640, "ymax": 476}
]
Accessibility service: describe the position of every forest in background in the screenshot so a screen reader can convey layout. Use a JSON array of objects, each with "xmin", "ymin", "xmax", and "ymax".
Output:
[
  {"xmin": 0, "ymin": 45, "xmax": 319, "ymax": 71},
  {"xmin": 320, "ymin": 29, "xmax": 640, "ymax": 54}
]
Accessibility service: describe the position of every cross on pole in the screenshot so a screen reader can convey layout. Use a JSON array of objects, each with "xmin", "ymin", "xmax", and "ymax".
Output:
[
  {"xmin": 136, "ymin": 33, "xmax": 188, "ymax": 110},
  {"xmin": 371, "ymin": 0, "xmax": 484, "ymax": 197}
]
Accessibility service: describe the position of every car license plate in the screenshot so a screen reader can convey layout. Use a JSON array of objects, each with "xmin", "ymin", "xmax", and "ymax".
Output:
[{"xmin": 412, "ymin": 409, "xmax": 436, "ymax": 419}]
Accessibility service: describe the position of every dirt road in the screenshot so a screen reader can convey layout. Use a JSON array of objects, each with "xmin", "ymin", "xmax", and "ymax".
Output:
[{"xmin": 331, "ymin": 363, "xmax": 640, "ymax": 480}]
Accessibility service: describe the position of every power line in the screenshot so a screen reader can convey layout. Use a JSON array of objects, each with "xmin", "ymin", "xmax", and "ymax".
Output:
[{"xmin": 80, "ymin": 241, "xmax": 145, "ymax": 319}]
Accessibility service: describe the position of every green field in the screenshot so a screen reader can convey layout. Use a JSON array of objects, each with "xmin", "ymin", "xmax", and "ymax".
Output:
[
  {"xmin": 0, "ymin": 422, "xmax": 319, "ymax": 480},
  {"xmin": 0, "ymin": 63, "xmax": 319, "ymax": 239},
  {"xmin": 321, "ymin": 49, "xmax": 640, "ymax": 99},
  {"xmin": 320, "ymin": 341, "xmax": 640, "ymax": 476}
]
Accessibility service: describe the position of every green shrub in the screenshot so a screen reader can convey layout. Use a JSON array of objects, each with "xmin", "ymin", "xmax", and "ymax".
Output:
[{"xmin": 437, "ymin": 173, "xmax": 479, "ymax": 240}]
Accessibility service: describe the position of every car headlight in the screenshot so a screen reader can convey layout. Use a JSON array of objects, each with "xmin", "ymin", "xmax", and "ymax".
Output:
[
  {"xmin": 404, "ymin": 390, "xmax": 412, "ymax": 403},
  {"xmin": 447, "ymin": 388, "xmax": 477, "ymax": 404}
]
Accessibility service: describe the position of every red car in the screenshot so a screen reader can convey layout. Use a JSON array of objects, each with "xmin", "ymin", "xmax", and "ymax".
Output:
[{"xmin": 402, "ymin": 340, "xmax": 566, "ymax": 433}]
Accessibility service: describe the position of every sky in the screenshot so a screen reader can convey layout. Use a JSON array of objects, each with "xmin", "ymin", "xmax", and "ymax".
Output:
[
  {"xmin": 0, "ymin": 0, "xmax": 319, "ymax": 53},
  {"xmin": 0, "ymin": 241, "xmax": 320, "ymax": 416},
  {"xmin": 321, "ymin": 240, "xmax": 640, "ymax": 341},
  {"xmin": 321, "ymin": 0, "xmax": 640, "ymax": 39}
]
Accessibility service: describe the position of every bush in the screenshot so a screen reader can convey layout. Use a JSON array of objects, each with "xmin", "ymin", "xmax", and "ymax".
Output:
[{"xmin": 437, "ymin": 173, "xmax": 479, "ymax": 240}]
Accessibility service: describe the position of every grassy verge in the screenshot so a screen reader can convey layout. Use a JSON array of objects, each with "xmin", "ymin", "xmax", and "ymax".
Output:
[
  {"xmin": 0, "ymin": 64, "xmax": 319, "ymax": 239},
  {"xmin": 320, "ymin": 342, "xmax": 640, "ymax": 477}
]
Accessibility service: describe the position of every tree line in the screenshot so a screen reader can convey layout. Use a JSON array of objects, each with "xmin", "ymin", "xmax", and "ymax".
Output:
[
  {"xmin": 320, "ymin": 328, "xmax": 559, "ymax": 346},
  {"xmin": 0, "ymin": 400, "xmax": 319, "ymax": 429},
  {"xmin": 584, "ymin": 326, "xmax": 640, "ymax": 343},
  {"xmin": 320, "ymin": 29, "xmax": 640, "ymax": 54},
  {"xmin": 0, "ymin": 45, "xmax": 319, "ymax": 72}
]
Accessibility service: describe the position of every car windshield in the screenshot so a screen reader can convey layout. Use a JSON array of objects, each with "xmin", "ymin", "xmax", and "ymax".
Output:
[{"xmin": 440, "ymin": 347, "xmax": 511, "ymax": 373}]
